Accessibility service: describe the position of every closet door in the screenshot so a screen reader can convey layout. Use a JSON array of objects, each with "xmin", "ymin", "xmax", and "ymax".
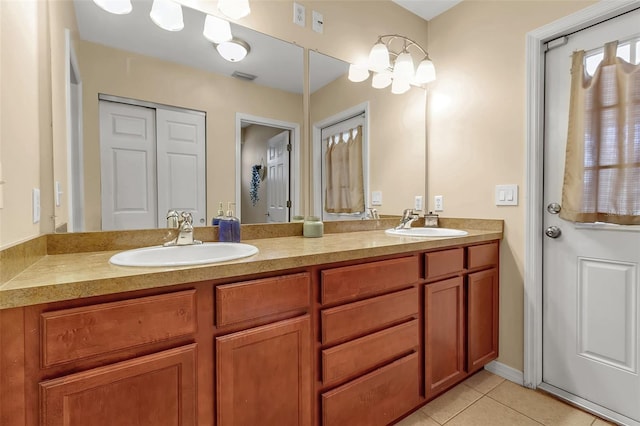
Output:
[
  {"xmin": 156, "ymin": 109, "xmax": 207, "ymax": 227},
  {"xmin": 100, "ymin": 101, "xmax": 157, "ymax": 230}
]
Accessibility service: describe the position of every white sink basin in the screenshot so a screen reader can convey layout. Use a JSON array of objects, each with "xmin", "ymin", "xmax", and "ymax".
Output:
[
  {"xmin": 109, "ymin": 242, "xmax": 259, "ymax": 267},
  {"xmin": 385, "ymin": 228, "xmax": 468, "ymax": 238}
]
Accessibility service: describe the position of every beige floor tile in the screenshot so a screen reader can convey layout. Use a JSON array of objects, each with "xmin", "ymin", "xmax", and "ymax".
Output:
[
  {"xmin": 393, "ymin": 410, "xmax": 440, "ymax": 426},
  {"xmin": 445, "ymin": 397, "xmax": 541, "ymax": 426},
  {"xmin": 420, "ymin": 383, "xmax": 482, "ymax": 424},
  {"xmin": 463, "ymin": 370, "xmax": 505, "ymax": 394},
  {"xmin": 487, "ymin": 381, "xmax": 595, "ymax": 426}
]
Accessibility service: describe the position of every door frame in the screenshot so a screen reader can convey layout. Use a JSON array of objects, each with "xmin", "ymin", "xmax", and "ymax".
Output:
[
  {"xmin": 524, "ymin": 0, "xmax": 640, "ymax": 394},
  {"xmin": 235, "ymin": 113, "xmax": 301, "ymax": 221}
]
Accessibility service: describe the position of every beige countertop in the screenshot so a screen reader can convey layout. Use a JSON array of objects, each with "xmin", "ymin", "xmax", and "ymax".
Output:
[{"xmin": 0, "ymin": 225, "xmax": 502, "ymax": 310}]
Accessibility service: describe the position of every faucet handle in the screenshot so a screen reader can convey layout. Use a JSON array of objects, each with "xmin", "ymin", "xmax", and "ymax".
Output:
[{"xmin": 166, "ymin": 210, "xmax": 179, "ymax": 228}]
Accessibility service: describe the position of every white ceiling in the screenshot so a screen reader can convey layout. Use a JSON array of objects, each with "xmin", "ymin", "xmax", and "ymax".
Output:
[{"xmin": 391, "ymin": 0, "xmax": 463, "ymax": 21}]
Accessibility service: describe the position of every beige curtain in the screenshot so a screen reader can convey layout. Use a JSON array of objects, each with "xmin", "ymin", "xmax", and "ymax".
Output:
[
  {"xmin": 324, "ymin": 126, "xmax": 365, "ymax": 214},
  {"xmin": 560, "ymin": 41, "xmax": 640, "ymax": 225}
]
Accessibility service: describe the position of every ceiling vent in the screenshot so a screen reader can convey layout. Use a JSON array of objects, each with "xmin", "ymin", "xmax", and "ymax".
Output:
[{"xmin": 232, "ymin": 71, "xmax": 257, "ymax": 81}]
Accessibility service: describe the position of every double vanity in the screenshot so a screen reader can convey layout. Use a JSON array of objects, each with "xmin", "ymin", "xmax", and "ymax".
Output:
[{"xmin": 0, "ymin": 218, "xmax": 502, "ymax": 425}]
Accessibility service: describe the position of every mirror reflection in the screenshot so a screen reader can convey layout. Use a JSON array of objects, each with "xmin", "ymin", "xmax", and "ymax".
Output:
[
  {"xmin": 57, "ymin": 0, "xmax": 303, "ymax": 232},
  {"xmin": 309, "ymin": 50, "xmax": 427, "ymax": 220}
]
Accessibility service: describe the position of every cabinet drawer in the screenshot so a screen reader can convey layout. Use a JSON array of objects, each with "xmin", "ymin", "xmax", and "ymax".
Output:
[
  {"xmin": 467, "ymin": 242, "xmax": 499, "ymax": 270},
  {"xmin": 41, "ymin": 290, "xmax": 197, "ymax": 367},
  {"xmin": 322, "ymin": 320, "xmax": 418, "ymax": 385},
  {"xmin": 321, "ymin": 257, "xmax": 418, "ymax": 305},
  {"xmin": 425, "ymin": 248, "xmax": 464, "ymax": 279},
  {"xmin": 321, "ymin": 288, "xmax": 418, "ymax": 345},
  {"xmin": 216, "ymin": 273, "xmax": 310, "ymax": 326},
  {"xmin": 321, "ymin": 352, "xmax": 420, "ymax": 426}
]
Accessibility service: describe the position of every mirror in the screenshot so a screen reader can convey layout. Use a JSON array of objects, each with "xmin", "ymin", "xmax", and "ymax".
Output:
[
  {"xmin": 309, "ymin": 51, "xmax": 426, "ymax": 217},
  {"xmin": 54, "ymin": 0, "xmax": 303, "ymax": 232}
]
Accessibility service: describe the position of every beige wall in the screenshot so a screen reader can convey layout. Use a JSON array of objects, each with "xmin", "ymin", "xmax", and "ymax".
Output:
[
  {"xmin": 78, "ymin": 41, "xmax": 303, "ymax": 231},
  {"xmin": 311, "ymin": 74, "xmax": 426, "ymax": 215},
  {"xmin": 427, "ymin": 0, "xmax": 596, "ymax": 372},
  {"xmin": 0, "ymin": 0, "xmax": 53, "ymax": 248}
]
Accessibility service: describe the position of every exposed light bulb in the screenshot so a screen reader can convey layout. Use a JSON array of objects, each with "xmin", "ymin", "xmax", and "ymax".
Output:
[
  {"xmin": 203, "ymin": 15, "xmax": 232, "ymax": 43},
  {"xmin": 368, "ymin": 40, "xmax": 390, "ymax": 72},
  {"xmin": 92, "ymin": 0, "xmax": 132, "ymax": 14},
  {"xmin": 348, "ymin": 63, "xmax": 370, "ymax": 83},
  {"xmin": 216, "ymin": 39, "xmax": 250, "ymax": 62},
  {"xmin": 150, "ymin": 0, "xmax": 184, "ymax": 31},
  {"xmin": 415, "ymin": 58, "xmax": 436, "ymax": 84},
  {"xmin": 218, "ymin": 0, "xmax": 251, "ymax": 20},
  {"xmin": 371, "ymin": 71, "xmax": 392, "ymax": 89}
]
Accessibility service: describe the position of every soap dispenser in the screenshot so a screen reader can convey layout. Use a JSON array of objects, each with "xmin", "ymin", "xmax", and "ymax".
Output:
[
  {"xmin": 211, "ymin": 201, "xmax": 225, "ymax": 226},
  {"xmin": 218, "ymin": 202, "xmax": 241, "ymax": 242}
]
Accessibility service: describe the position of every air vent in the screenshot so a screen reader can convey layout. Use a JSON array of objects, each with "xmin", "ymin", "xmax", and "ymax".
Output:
[{"xmin": 232, "ymin": 71, "xmax": 257, "ymax": 81}]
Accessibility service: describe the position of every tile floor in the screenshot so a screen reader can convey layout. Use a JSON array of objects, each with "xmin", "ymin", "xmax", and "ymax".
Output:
[{"xmin": 395, "ymin": 370, "xmax": 615, "ymax": 426}]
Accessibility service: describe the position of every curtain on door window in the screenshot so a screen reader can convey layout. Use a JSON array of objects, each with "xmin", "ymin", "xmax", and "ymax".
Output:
[
  {"xmin": 324, "ymin": 125, "xmax": 365, "ymax": 214},
  {"xmin": 561, "ymin": 41, "xmax": 640, "ymax": 225}
]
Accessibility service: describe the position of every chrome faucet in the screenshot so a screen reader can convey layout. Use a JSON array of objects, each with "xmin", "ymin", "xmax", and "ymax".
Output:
[
  {"xmin": 165, "ymin": 211, "xmax": 202, "ymax": 246},
  {"xmin": 396, "ymin": 208, "xmax": 419, "ymax": 229}
]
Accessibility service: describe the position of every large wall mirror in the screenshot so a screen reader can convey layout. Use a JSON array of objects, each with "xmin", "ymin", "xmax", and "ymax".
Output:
[
  {"xmin": 55, "ymin": 0, "xmax": 303, "ymax": 232},
  {"xmin": 52, "ymin": 0, "xmax": 426, "ymax": 233}
]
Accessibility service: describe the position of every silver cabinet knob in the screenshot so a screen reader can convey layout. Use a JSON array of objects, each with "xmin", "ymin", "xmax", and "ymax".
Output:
[
  {"xmin": 547, "ymin": 203, "xmax": 561, "ymax": 214},
  {"xmin": 545, "ymin": 226, "xmax": 561, "ymax": 238}
]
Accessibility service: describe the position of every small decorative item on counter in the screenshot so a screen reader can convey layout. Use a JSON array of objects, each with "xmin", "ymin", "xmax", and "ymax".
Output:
[
  {"xmin": 218, "ymin": 202, "xmax": 241, "ymax": 242},
  {"xmin": 303, "ymin": 216, "xmax": 323, "ymax": 238},
  {"xmin": 212, "ymin": 201, "xmax": 225, "ymax": 225}
]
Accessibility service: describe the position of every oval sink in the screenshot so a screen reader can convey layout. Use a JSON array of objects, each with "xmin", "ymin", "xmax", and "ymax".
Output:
[
  {"xmin": 109, "ymin": 242, "xmax": 259, "ymax": 267},
  {"xmin": 385, "ymin": 228, "xmax": 468, "ymax": 238}
]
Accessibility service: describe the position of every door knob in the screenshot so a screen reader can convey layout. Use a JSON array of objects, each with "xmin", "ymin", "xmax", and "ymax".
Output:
[
  {"xmin": 547, "ymin": 203, "xmax": 561, "ymax": 214},
  {"xmin": 545, "ymin": 226, "xmax": 561, "ymax": 238}
]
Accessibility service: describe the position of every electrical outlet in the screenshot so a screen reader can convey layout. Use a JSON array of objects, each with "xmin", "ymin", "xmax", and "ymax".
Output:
[
  {"xmin": 414, "ymin": 195, "xmax": 423, "ymax": 211},
  {"xmin": 371, "ymin": 191, "xmax": 382, "ymax": 206},
  {"xmin": 434, "ymin": 195, "xmax": 444, "ymax": 211},
  {"xmin": 293, "ymin": 2, "xmax": 305, "ymax": 27}
]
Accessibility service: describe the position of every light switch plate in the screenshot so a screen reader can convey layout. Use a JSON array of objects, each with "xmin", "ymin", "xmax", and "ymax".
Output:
[
  {"xmin": 495, "ymin": 184, "xmax": 518, "ymax": 206},
  {"xmin": 312, "ymin": 11, "xmax": 323, "ymax": 33}
]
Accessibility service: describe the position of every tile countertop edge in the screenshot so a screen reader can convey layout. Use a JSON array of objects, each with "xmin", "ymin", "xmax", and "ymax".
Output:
[{"xmin": 0, "ymin": 229, "xmax": 502, "ymax": 310}]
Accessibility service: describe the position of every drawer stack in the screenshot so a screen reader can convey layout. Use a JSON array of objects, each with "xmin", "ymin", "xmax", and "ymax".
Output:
[{"xmin": 318, "ymin": 257, "xmax": 421, "ymax": 426}]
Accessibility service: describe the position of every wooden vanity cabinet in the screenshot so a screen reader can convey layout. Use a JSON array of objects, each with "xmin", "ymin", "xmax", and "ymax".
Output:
[
  {"xmin": 318, "ymin": 257, "xmax": 421, "ymax": 426},
  {"xmin": 214, "ymin": 273, "xmax": 312, "ymax": 426}
]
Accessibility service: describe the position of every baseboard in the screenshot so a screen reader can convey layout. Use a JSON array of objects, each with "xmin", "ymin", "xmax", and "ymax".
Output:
[{"xmin": 484, "ymin": 361, "xmax": 524, "ymax": 386}]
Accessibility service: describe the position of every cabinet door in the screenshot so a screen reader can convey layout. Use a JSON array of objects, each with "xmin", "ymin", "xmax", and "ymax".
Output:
[
  {"xmin": 40, "ymin": 344, "xmax": 197, "ymax": 426},
  {"xmin": 425, "ymin": 277, "xmax": 465, "ymax": 397},
  {"xmin": 467, "ymin": 268, "xmax": 499, "ymax": 373},
  {"xmin": 216, "ymin": 315, "xmax": 311, "ymax": 426}
]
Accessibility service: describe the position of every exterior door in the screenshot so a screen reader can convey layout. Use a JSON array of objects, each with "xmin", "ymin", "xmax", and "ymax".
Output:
[
  {"xmin": 100, "ymin": 101, "xmax": 157, "ymax": 230},
  {"xmin": 542, "ymin": 10, "xmax": 640, "ymax": 423},
  {"xmin": 156, "ymin": 108, "xmax": 206, "ymax": 227},
  {"xmin": 266, "ymin": 130, "xmax": 290, "ymax": 223}
]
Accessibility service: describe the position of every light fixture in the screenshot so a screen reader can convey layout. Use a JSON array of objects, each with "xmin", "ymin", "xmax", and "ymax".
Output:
[
  {"xmin": 150, "ymin": 0, "xmax": 184, "ymax": 32},
  {"xmin": 348, "ymin": 63, "xmax": 370, "ymax": 83},
  {"xmin": 216, "ymin": 39, "xmax": 250, "ymax": 62},
  {"xmin": 348, "ymin": 34, "xmax": 436, "ymax": 94},
  {"xmin": 92, "ymin": 0, "xmax": 132, "ymax": 14},
  {"xmin": 203, "ymin": 15, "xmax": 232, "ymax": 43},
  {"xmin": 218, "ymin": 0, "xmax": 251, "ymax": 20}
]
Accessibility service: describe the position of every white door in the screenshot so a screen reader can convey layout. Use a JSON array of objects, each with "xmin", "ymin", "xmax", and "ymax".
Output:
[
  {"xmin": 543, "ymin": 9, "xmax": 640, "ymax": 423},
  {"xmin": 156, "ymin": 108, "xmax": 206, "ymax": 227},
  {"xmin": 266, "ymin": 130, "xmax": 289, "ymax": 223},
  {"xmin": 100, "ymin": 101, "xmax": 157, "ymax": 230}
]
